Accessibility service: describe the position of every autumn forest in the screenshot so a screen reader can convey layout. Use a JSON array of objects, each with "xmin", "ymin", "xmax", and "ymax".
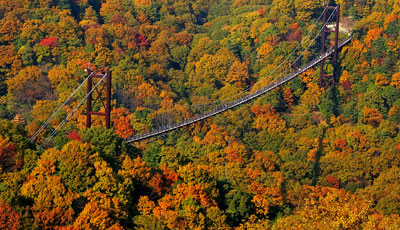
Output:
[{"xmin": 0, "ymin": 0, "xmax": 400, "ymax": 229}]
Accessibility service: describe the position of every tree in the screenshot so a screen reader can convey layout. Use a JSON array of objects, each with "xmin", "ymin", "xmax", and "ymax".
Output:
[
  {"xmin": 0, "ymin": 136, "xmax": 20, "ymax": 172},
  {"xmin": 226, "ymin": 61, "xmax": 249, "ymax": 90},
  {"xmin": 83, "ymin": 6, "xmax": 99, "ymax": 22},
  {"xmin": 134, "ymin": 196, "xmax": 164, "ymax": 229},
  {"xmin": 31, "ymin": 100, "xmax": 58, "ymax": 125},
  {"xmin": 20, "ymin": 155, "xmax": 76, "ymax": 228},
  {"xmin": 19, "ymin": 19, "xmax": 44, "ymax": 44},
  {"xmin": 225, "ymin": 190, "xmax": 255, "ymax": 226},
  {"xmin": 361, "ymin": 167, "xmax": 400, "ymax": 215},
  {"xmin": 319, "ymin": 87, "xmax": 338, "ymax": 121},
  {"xmin": 0, "ymin": 201, "xmax": 20, "ymax": 230},
  {"xmin": 79, "ymin": 127, "xmax": 132, "ymax": 164},
  {"xmin": 365, "ymin": 28, "xmax": 383, "ymax": 48},
  {"xmin": 73, "ymin": 202, "xmax": 123, "ymax": 230},
  {"xmin": 0, "ymin": 19, "xmax": 19, "ymax": 44},
  {"xmin": 190, "ymin": 49, "xmax": 236, "ymax": 89},
  {"xmin": 201, "ymin": 124, "xmax": 229, "ymax": 150},
  {"xmin": 7, "ymin": 66, "xmax": 49, "ymax": 107},
  {"xmin": 99, "ymin": 0, "xmax": 123, "ymax": 21},
  {"xmin": 257, "ymin": 43, "xmax": 273, "ymax": 59},
  {"xmin": 53, "ymin": 141, "xmax": 97, "ymax": 193},
  {"xmin": 170, "ymin": 46, "xmax": 189, "ymax": 70},
  {"xmin": 47, "ymin": 65, "xmax": 78, "ymax": 88},
  {"xmin": 271, "ymin": 0, "xmax": 294, "ymax": 17},
  {"xmin": 375, "ymin": 74, "xmax": 389, "ymax": 86},
  {"xmin": 362, "ymin": 106, "xmax": 383, "ymax": 127},
  {"xmin": 113, "ymin": 116, "xmax": 133, "ymax": 139},
  {"xmin": 143, "ymin": 141, "xmax": 162, "ymax": 167},
  {"xmin": 84, "ymin": 159, "xmax": 130, "ymax": 223},
  {"xmin": 301, "ymin": 82, "xmax": 324, "ymax": 111},
  {"xmin": 294, "ymin": 0, "xmax": 320, "ymax": 21},
  {"xmin": 118, "ymin": 155, "xmax": 152, "ymax": 187},
  {"xmin": 341, "ymin": 40, "xmax": 367, "ymax": 74},
  {"xmin": 275, "ymin": 187, "xmax": 372, "ymax": 229},
  {"xmin": 362, "ymin": 213, "xmax": 400, "ymax": 230},
  {"xmin": 84, "ymin": 26, "xmax": 110, "ymax": 47},
  {"xmin": 283, "ymin": 88, "xmax": 294, "ymax": 107},
  {"xmin": 147, "ymin": 164, "xmax": 178, "ymax": 196},
  {"xmin": 250, "ymin": 104, "xmax": 286, "ymax": 133},
  {"xmin": 0, "ymin": 45, "xmax": 20, "ymax": 76},
  {"xmin": 391, "ymin": 70, "xmax": 400, "ymax": 89},
  {"xmin": 389, "ymin": 106, "xmax": 400, "ymax": 123},
  {"xmin": 0, "ymin": 119, "xmax": 31, "ymax": 150}
]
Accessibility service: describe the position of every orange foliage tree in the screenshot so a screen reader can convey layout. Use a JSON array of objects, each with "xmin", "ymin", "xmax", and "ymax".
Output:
[
  {"xmin": 362, "ymin": 106, "xmax": 383, "ymax": 127},
  {"xmin": 250, "ymin": 104, "xmax": 286, "ymax": 132},
  {"xmin": 0, "ymin": 201, "xmax": 20, "ymax": 230}
]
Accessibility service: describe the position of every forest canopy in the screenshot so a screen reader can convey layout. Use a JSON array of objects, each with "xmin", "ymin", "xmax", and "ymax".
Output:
[{"xmin": 0, "ymin": 0, "xmax": 400, "ymax": 229}]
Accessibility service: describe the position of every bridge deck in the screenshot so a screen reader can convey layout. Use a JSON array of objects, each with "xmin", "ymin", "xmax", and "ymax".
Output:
[{"xmin": 126, "ymin": 36, "xmax": 352, "ymax": 143}]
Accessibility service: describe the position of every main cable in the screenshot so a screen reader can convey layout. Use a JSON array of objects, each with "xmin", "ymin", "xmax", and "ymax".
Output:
[
  {"xmin": 267, "ymin": 6, "xmax": 338, "ymax": 86},
  {"xmin": 188, "ymin": 4, "xmax": 329, "ymax": 109},
  {"xmin": 30, "ymin": 71, "xmax": 94, "ymax": 143},
  {"xmin": 40, "ymin": 73, "xmax": 108, "ymax": 147},
  {"xmin": 127, "ymin": 7, "xmax": 341, "ymax": 141}
]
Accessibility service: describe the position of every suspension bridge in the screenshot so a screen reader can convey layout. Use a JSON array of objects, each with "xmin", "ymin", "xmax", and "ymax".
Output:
[{"xmin": 30, "ymin": 4, "xmax": 352, "ymax": 145}]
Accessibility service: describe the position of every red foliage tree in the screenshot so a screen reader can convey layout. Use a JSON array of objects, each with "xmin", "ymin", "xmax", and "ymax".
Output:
[
  {"xmin": 136, "ymin": 33, "xmax": 149, "ymax": 47},
  {"xmin": 341, "ymin": 79, "xmax": 352, "ymax": 91},
  {"xmin": 148, "ymin": 164, "xmax": 178, "ymax": 196},
  {"xmin": 40, "ymin": 37, "xmax": 59, "ymax": 47},
  {"xmin": 0, "ymin": 137, "xmax": 20, "ymax": 172},
  {"xmin": 68, "ymin": 131, "xmax": 81, "ymax": 141},
  {"xmin": 0, "ymin": 202, "xmax": 20, "ymax": 230},
  {"xmin": 283, "ymin": 88, "xmax": 294, "ymax": 106},
  {"xmin": 326, "ymin": 175, "xmax": 340, "ymax": 189},
  {"xmin": 286, "ymin": 28, "xmax": 302, "ymax": 41}
]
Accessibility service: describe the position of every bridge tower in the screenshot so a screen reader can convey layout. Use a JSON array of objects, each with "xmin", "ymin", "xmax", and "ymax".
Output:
[
  {"xmin": 320, "ymin": 4, "xmax": 340, "ymax": 89},
  {"xmin": 86, "ymin": 69, "xmax": 112, "ymax": 129}
]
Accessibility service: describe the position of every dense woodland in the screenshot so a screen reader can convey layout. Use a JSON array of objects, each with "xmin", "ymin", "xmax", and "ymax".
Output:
[{"xmin": 1, "ymin": 0, "xmax": 400, "ymax": 229}]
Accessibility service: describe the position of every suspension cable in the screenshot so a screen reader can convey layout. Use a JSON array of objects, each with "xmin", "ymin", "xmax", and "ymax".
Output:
[
  {"xmin": 127, "ymin": 7, "xmax": 342, "ymax": 141},
  {"xmin": 40, "ymin": 73, "xmax": 108, "ymax": 147},
  {"xmin": 188, "ymin": 4, "xmax": 330, "ymax": 108},
  {"xmin": 30, "ymin": 71, "xmax": 94, "ymax": 143},
  {"xmin": 268, "ymin": 6, "xmax": 338, "ymax": 85}
]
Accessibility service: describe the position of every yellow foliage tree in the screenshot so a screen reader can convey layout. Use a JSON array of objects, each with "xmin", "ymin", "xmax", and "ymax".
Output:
[
  {"xmin": 375, "ymin": 74, "xmax": 389, "ymax": 86},
  {"xmin": 271, "ymin": 0, "xmax": 294, "ymax": 17},
  {"xmin": 48, "ymin": 65, "xmax": 78, "ymax": 88},
  {"xmin": 134, "ymin": 0, "xmax": 151, "ymax": 6},
  {"xmin": 294, "ymin": 0, "xmax": 321, "ymax": 21},
  {"xmin": 99, "ymin": 0, "xmax": 122, "ymax": 19},
  {"xmin": 226, "ymin": 61, "xmax": 249, "ymax": 90},
  {"xmin": 301, "ymin": 82, "xmax": 324, "ymax": 111},
  {"xmin": 390, "ymin": 70, "xmax": 400, "ymax": 89},
  {"xmin": 73, "ymin": 201, "xmax": 123, "ymax": 230},
  {"xmin": 31, "ymin": 100, "xmax": 58, "ymax": 124},
  {"xmin": 257, "ymin": 43, "xmax": 273, "ymax": 59},
  {"xmin": 274, "ymin": 188, "xmax": 372, "ymax": 230},
  {"xmin": 362, "ymin": 106, "xmax": 383, "ymax": 127}
]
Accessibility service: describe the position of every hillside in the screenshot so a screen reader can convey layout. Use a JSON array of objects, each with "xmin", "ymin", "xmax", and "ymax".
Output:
[{"xmin": 0, "ymin": 0, "xmax": 400, "ymax": 229}]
